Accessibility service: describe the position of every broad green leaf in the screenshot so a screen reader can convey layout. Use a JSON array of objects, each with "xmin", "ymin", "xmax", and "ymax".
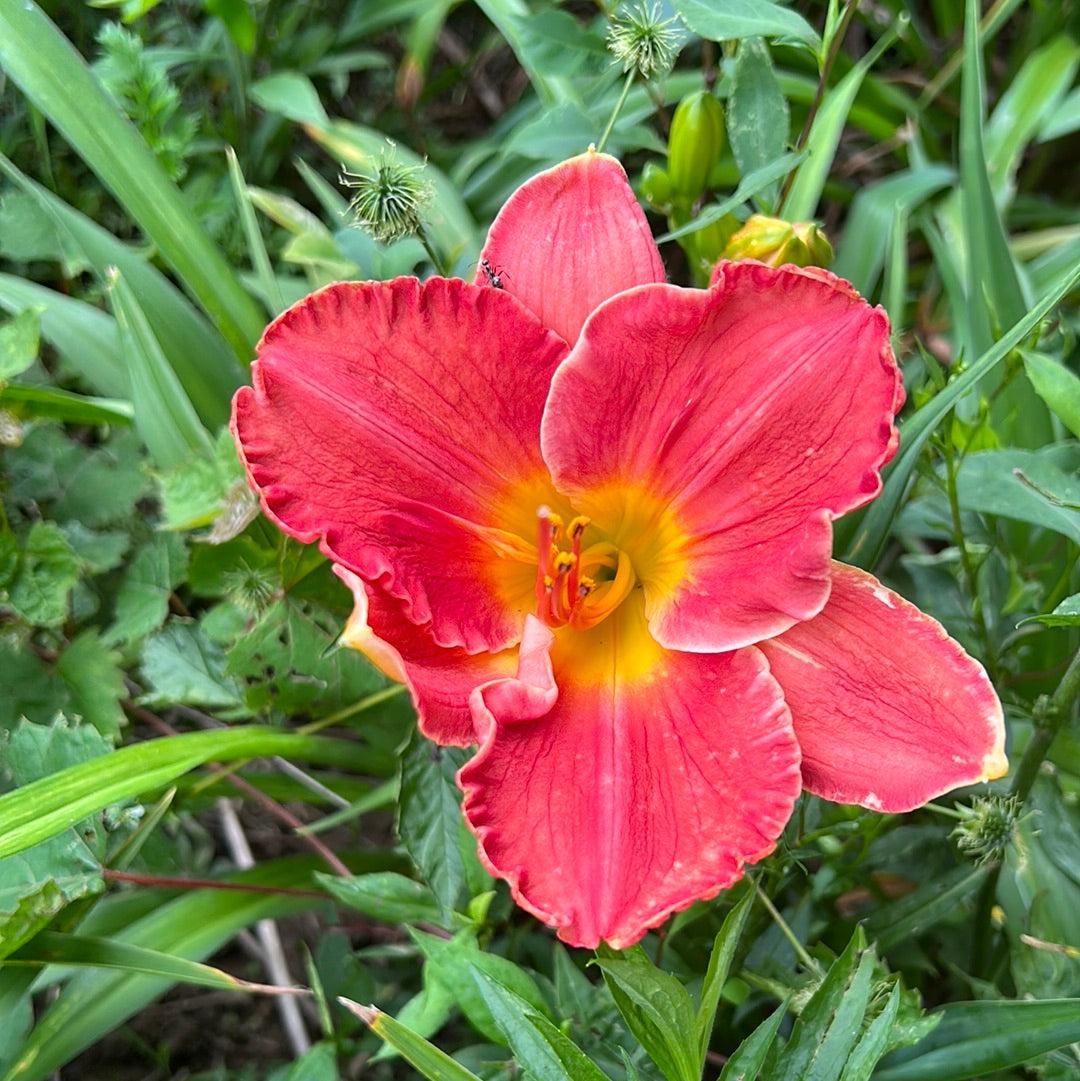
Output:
[
  {"xmin": 154, "ymin": 426, "xmax": 247, "ymax": 531},
  {"xmin": 107, "ymin": 269, "xmax": 214, "ymax": 470},
  {"xmin": 0, "ymin": 727, "xmax": 374, "ymax": 860},
  {"xmin": 397, "ymin": 729, "xmax": 471, "ymax": 922},
  {"xmin": 841, "ymin": 261, "xmax": 1080, "ymax": 567},
  {"xmin": 696, "ymin": 891, "xmax": 754, "ymax": 1069},
  {"xmin": 472, "ymin": 967, "xmax": 612, "ymax": 1081},
  {"xmin": 138, "ymin": 621, "xmax": 244, "ymax": 710},
  {"xmin": 2, "ymin": 856, "xmax": 325, "ymax": 1081},
  {"xmin": 874, "ymin": 999, "xmax": 1080, "ymax": 1081},
  {"xmin": 410, "ymin": 928, "xmax": 550, "ymax": 1045},
  {"xmin": 1023, "ymin": 350, "xmax": 1080, "ymax": 438},
  {"xmin": 718, "ymin": 1000, "xmax": 786, "ymax": 1081},
  {"xmin": 317, "ymin": 871, "xmax": 443, "ymax": 926},
  {"xmin": 782, "ymin": 25, "xmax": 898, "ymax": 220},
  {"xmin": 0, "ymin": 156, "xmax": 240, "ymax": 423},
  {"xmin": 594, "ymin": 947, "xmax": 700, "ymax": 1081},
  {"xmin": 104, "ymin": 530, "xmax": 189, "ymax": 645},
  {"xmin": 54, "ymin": 630, "xmax": 127, "ymax": 740},
  {"xmin": 1022, "ymin": 594, "xmax": 1080, "ymax": 628},
  {"xmin": 726, "ymin": 38, "xmax": 789, "ymax": 213},
  {"xmin": 55, "ymin": 523, "xmax": 128, "ymax": 576},
  {"xmin": 958, "ymin": 0, "xmax": 1025, "ymax": 355},
  {"xmin": 249, "ymin": 72, "xmax": 330, "ymax": 126},
  {"xmin": 340, "ymin": 998, "xmax": 485, "ymax": 1081},
  {"xmin": 0, "ymin": 310, "xmax": 39, "ymax": 382},
  {"xmin": 278, "ymin": 1042, "xmax": 339, "ymax": 1081},
  {"xmin": 671, "ymin": 0, "xmax": 820, "ymax": 49},
  {"xmin": 0, "ymin": 1, "xmax": 264, "ymax": 360}
]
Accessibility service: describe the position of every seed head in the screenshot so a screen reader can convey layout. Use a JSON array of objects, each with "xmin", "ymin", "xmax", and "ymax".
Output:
[
  {"xmin": 607, "ymin": 1, "xmax": 682, "ymax": 80},
  {"xmin": 340, "ymin": 145, "xmax": 434, "ymax": 244},
  {"xmin": 952, "ymin": 794, "xmax": 1023, "ymax": 866}
]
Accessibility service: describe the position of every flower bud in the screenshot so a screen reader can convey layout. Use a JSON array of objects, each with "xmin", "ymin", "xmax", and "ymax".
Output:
[
  {"xmin": 720, "ymin": 214, "xmax": 834, "ymax": 269},
  {"xmin": 667, "ymin": 90, "xmax": 725, "ymax": 201},
  {"xmin": 639, "ymin": 161, "xmax": 672, "ymax": 212}
]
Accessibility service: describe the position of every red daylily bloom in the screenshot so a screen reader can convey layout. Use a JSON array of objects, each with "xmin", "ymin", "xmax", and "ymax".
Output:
[{"xmin": 232, "ymin": 150, "xmax": 1007, "ymax": 948}]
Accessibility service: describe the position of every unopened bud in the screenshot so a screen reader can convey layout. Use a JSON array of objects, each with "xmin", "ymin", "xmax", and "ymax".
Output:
[
  {"xmin": 640, "ymin": 161, "xmax": 673, "ymax": 212},
  {"xmin": 667, "ymin": 90, "xmax": 725, "ymax": 201},
  {"xmin": 721, "ymin": 214, "xmax": 834, "ymax": 269}
]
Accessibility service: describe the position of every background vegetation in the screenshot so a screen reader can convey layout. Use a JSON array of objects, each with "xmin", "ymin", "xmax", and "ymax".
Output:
[{"xmin": 1, "ymin": 0, "xmax": 1079, "ymax": 1078}]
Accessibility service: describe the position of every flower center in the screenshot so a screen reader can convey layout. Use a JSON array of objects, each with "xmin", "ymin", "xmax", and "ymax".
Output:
[{"xmin": 534, "ymin": 506, "xmax": 636, "ymax": 630}]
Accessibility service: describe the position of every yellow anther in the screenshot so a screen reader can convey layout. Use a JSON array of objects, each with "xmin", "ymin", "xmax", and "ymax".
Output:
[
  {"xmin": 568, "ymin": 515, "xmax": 590, "ymax": 538},
  {"xmin": 554, "ymin": 552, "xmax": 577, "ymax": 573}
]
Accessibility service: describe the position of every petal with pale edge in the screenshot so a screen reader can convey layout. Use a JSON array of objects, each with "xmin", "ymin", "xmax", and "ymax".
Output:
[
  {"xmin": 461, "ymin": 611, "xmax": 801, "ymax": 948},
  {"xmin": 542, "ymin": 263, "xmax": 902, "ymax": 653},
  {"xmin": 334, "ymin": 566, "xmax": 513, "ymax": 747},
  {"xmin": 759, "ymin": 562, "xmax": 1007, "ymax": 812},
  {"xmin": 233, "ymin": 277, "xmax": 568, "ymax": 653},
  {"xmin": 477, "ymin": 150, "xmax": 666, "ymax": 346}
]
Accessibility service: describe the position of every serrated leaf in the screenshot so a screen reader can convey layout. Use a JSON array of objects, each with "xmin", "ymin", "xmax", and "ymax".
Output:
[
  {"xmin": 138, "ymin": 621, "xmax": 244, "ymax": 710},
  {"xmin": 840, "ymin": 982, "xmax": 904, "ymax": 1081},
  {"xmin": 54, "ymin": 630, "xmax": 127, "ymax": 739},
  {"xmin": 8, "ymin": 521, "xmax": 80, "ymax": 628},
  {"xmin": 105, "ymin": 530, "xmax": 189, "ymax": 645},
  {"xmin": 594, "ymin": 947, "xmax": 700, "ymax": 1081},
  {"xmin": 409, "ymin": 928, "xmax": 550, "ymax": 1046},
  {"xmin": 317, "ymin": 871, "xmax": 443, "ymax": 926},
  {"xmin": 0, "ymin": 309, "xmax": 40, "ymax": 381},
  {"xmin": 56, "ymin": 523, "xmax": 129, "ymax": 576},
  {"xmin": 718, "ymin": 999, "xmax": 786, "ymax": 1081}
]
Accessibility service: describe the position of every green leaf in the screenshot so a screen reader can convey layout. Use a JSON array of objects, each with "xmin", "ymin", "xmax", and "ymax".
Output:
[
  {"xmin": 718, "ymin": 1000, "xmax": 786, "ymax": 1081},
  {"xmin": 875, "ymin": 999, "xmax": 1080, "ymax": 1081},
  {"xmin": 471, "ymin": 967, "xmax": 612, "ymax": 1081},
  {"xmin": 397, "ymin": 728, "xmax": 470, "ymax": 923},
  {"xmin": 726, "ymin": 38, "xmax": 789, "ymax": 212},
  {"xmin": 958, "ymin": 0, "xmax": 1025, "ymax": 355},
  {"xmin": 696, "ymin": 892, "xmax": 753, "ymax": 1069},
  {"xmin": 1023, "ymin": 350, "xmax": 1080, "ymax": 439},
  {"xmin": 865, "ymin": 866, "xmax": 989, "ymax": 952},
  {"xmin": 341, "ymin": 999, "xmax": 485, "ymax": 1081},
  {"xmin": 0, "ymin": 309, "xmax": 39, "ymax": 382},
  {"xmin": 594, "ymin": 947, "xmax": 700, "ymax": 1081},
  {"xmin": 317, "ymin": 871, "xmax": 443, "ymax": 926},
  {"xmin": 54, "ymin": 630, "xmax": 128, "ymax": 740},
  {"xmin": 104, "ymin": 530, "xmax": 188, "ymax": 646},
  {"xmin": 0, "ymin": 385, "xmax": 133, "ymax": 427},
  {"xmin": 840, "ymin": 981, "xmax": 903, "ymax": 1081},
  {"xmin": 8, "ymin": 521, "xmax": 81, "ymax": 629},
  {"xmin": 782, "ymin": 25, "xmax": 898, "ymax": 220},
  {"xmin": 1022, "ymin": 594, "xmax": 1080, "ymax": 628},
  {"xmin": 409, "ymin": 929, "xmax": 550, "ymax": 1046},
  {"xmin": 0, "ymin": 726, "xmax": 373, "ymax": 860},
  {"xmin": 841, "ymin": 261, "xmax": 1080, "ymax": 567},
  {"xmin": 138, "ymin": 621, "xmax": 244, "ymax": 710},
  {"xmin": 249, "ymin": 72, "xmax": 330, "ymax": 127},
  {"xmin": 107, "ymin": 268, "xmax": 214, "ymax": 470},
  {"xmin": 0, "ymin": 1, "xmax": 264, "ymax": 360},
  {"xmin": 670, "ymin": 0, "xmax": 820, "ymax": 49}
]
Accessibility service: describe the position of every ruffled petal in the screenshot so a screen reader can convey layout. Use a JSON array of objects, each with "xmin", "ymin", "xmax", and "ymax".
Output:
[
  {"xmin": 542, "ymin": 263, "xmax": 901, "ymax": 653},
  {"xmin": 759, "ymin": 562, "xmax": 1007, "ymax": 812},
  {"xmin": 461, "ymin": 608, "xmax": 801, "ymax": 948},
  {"xmin": 233, "ymin": 277, "xmax": 568, "ymax": 652},
  {"xmin": 477, "ymin": 150, "xmax": 666, "ymax": 346},
  {"xmin": 334, "ymin": 566, "xmax": 513, "ymax": 747}
]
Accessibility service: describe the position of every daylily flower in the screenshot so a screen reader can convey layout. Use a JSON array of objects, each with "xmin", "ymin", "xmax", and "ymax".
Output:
[{"xmin": 232, "ymin": 150, "xmax": 1007, "ymax": 949}]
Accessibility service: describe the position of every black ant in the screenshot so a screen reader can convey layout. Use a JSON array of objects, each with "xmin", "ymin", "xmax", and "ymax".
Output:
[{"xmin": 479, "ymin": 257, "xmax": 508, "ymax": 290}]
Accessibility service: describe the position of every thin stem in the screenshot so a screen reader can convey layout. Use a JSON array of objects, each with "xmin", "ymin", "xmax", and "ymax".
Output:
[
  {"xmin": 417, "ymin": 225, "xmax": 448, "ymax": 277},
  {"xmin": 778, "ymin": 0, "xmax": 862, "ymax": 210},
  {"xmin": 751, "ymin": 875, "xmax": 822, "ymax": 975},
  {"xmin": 298, "ymin": 683, "xmax": 407, "ymax": 734},
  {"xmin": 597, "ymin": 69, "xmax": 636, "ymax": 154}
]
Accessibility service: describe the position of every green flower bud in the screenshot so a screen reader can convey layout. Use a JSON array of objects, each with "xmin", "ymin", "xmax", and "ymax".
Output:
[
  {"xmin": 667, "ymin": 90, "xmax": 725, "ymax": 201},
  {"xmin": 640, "ymin": 161, "xmax": 673, "ymax": 212},
  {"xmin": 720, "ymin": 214, "xmax": 834, "ymax": 269},
  {"xmin": 340, "ymin": 144, "xmax": 434, "ymax": 244}
]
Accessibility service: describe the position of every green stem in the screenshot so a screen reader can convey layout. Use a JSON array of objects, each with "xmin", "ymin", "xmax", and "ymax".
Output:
[
  {"xmin": 417, "ymin": 226, "xmax": 448, "ymax": 277},
  {"xmin": 597, "ymin": 69, "xmax": 636, "ymax": 154},
  {"xmin": 1010, "ymin": 644, "xmax": 1080, "ymax": 803},
  {"xmin": 751, "ymin": 876, "xmax": 822, "ymax": 975}
]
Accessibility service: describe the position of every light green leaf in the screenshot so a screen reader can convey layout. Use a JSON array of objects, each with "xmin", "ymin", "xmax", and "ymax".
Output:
[
  {"xmin": 8, "ymin": 522, "xmax": 81, "ymax": 629},
  {"xmin": 249, "ymin": 72, "xmax": 330, "ymax": 126},
  {"xmin": 671, "ymin": 0, "xmax": 820, "ymax": 49},
  {"xmin": 54, "ymin": 631, "xmax": 127, "ymax": 740},
  {"xmin": 105, "ymin": 531, "xmax": 189, "ymax": 646},
  {"xmin": 0, "ymin": 310, "xmax": 39, "ymax": 382},
  {"xmin": 317, "ymin": 872, "xmax": 443, "ymax": 926},
  {"xmin": 1022, "ymin": 594, "xmax": 1080, "ymax": 629},
  {"xmin": 1023, "ymin": 351, "xmax": 1080, "ymax": 439},
  {"xmin": 138, "ymin": 621, "xmax": 244, "ymax": 710}
]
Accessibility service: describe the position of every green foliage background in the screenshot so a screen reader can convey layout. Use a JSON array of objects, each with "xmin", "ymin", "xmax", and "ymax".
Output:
[{"xmin": 1, "ymin": 0, "xmax": 1079, "ymax": 1078}]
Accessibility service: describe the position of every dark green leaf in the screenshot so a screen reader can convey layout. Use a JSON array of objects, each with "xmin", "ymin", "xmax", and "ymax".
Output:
[
  {"xmin": 55, "ymin": 630, "xmax": 127, "ymax": 740},
  {"xmin": 317, "ymin": 871, "xmax": 443, "ymax": 926},
  {"xmin": 1022, "ymin": 594, "xmax": 1080, "ymax": 628},
  {"xmin": 718, "ymin": 1000, "xmax": 786, "ymax": 1081},
  {"xmin": 696, "ymin": 891, "xmax": 754, "ymax": 1069},
  {"xmin": 138, "ymin": 621, "xmax": 244, "ymax": 710},
  {"xmin": 726, "ymin": 38, "xmax": 788, "ymax": 211},
  {"xmin": 670, "ymin": 0, "xmax": 820, "ymax": 48},
  {"xmin": 8, "ymin": 521, "xmax": 80, "ymax": 628}
]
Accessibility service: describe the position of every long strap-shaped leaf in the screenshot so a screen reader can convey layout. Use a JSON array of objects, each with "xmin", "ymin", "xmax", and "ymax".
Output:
[{"xmin": 0, "ymin": 0, "xmax": 265, "ymax": 362}]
